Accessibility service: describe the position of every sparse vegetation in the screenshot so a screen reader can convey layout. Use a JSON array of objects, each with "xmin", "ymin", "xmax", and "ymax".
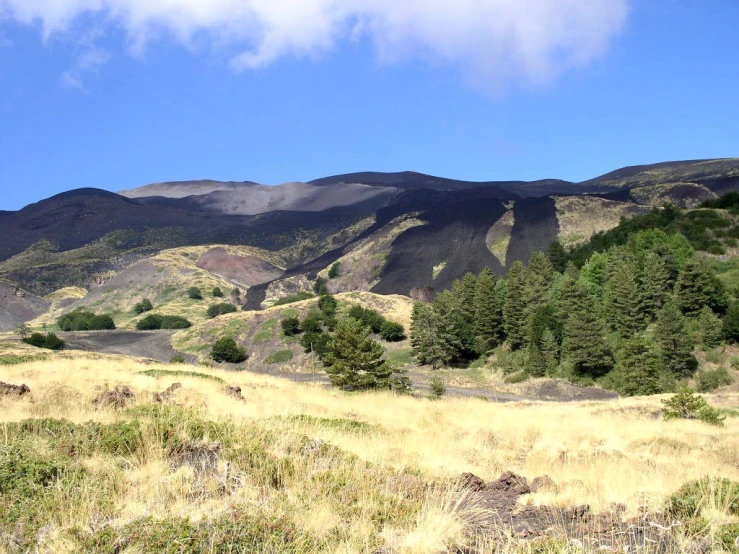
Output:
[
  {"xmin": 429, "ymin": 376, "xmax": 446, "ymax": 399},
  {"xmin": 265, "ymin": 349, "xmax": 294, "ymax": 364},
  {"xmin": 662, "ymin": 388, "xmax": 726, "ymax": 426},
  {"xmin": 273, "ymin": 291, "xmax": 314, "ymax": 306}
]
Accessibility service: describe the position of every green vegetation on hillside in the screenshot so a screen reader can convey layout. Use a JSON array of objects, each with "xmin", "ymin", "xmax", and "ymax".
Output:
[{"xmin": 58, "ymin": 308, "xmax": 116, "ymax": 331}]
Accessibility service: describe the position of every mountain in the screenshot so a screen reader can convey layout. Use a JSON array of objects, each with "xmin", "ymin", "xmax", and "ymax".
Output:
[{"xmin": 2, "ymin": 158, "xmax": 738, "ymax": 318}]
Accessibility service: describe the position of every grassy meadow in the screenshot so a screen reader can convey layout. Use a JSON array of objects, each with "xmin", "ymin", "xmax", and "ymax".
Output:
[{"xmin": 1, "ymin": 350, "xmax": 738, "ymax": 553}]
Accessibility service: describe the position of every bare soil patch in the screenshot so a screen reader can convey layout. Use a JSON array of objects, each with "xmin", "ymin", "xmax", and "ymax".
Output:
[{"xmin": 196, "ymin": 247, "xmax": 284, "ymax": 287}]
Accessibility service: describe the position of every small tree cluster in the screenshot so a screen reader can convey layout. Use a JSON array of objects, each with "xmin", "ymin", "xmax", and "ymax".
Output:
[
  {"xmin": 280, "ymin": 317, "xmax": 301, "ymax": 336},
  {"xmin": 23, "ymin": 332, "xmax": 65, "ymax": 351},
  {"xmin": 188, "ymin": 287, "xmax": 203, "ymax": 300},
  {"xmin": 347, "ymin": 304, "xmax": 405, "ymax": 341},
  {"xmin": 136, "ymin": 314, "xmax": 192, "ymax": 330},
  {"xmin": 58, "ymin": 308, "xmax": 116, "ymax": 331}
]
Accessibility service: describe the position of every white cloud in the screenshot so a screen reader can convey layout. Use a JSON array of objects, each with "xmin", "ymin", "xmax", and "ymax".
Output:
[
  {"xmin": 0, "ymin": 0, "xmax": 629, "ymax": 85},
  {"xmin": 61, "ymin": 45, "xmax": 110, "ymax": 92}
]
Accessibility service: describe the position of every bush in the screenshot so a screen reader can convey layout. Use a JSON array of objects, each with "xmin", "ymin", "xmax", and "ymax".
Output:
[
  {"xmin": 696, "ymin": 366, "xmax": 734, "ymax": 392},
  {"xmin": 429, "ymin": 377, "xmax": 446, "ymax": 399},
  {"xmin": 265, "ymin": 350, "xmax": 294, "ymax": 364},
  {"xmin": 281, "ymin": 317, "xmax": 301, "ymax": 336},
  {"xmin": 169, "ymin": 355, "xmax": 186, "ymax": 364},
  {"xmin": 211, "ymin": 337, "xmax": 247, "ymax": 363},
  {"xmin": 718, "ymin": 523, "xmax": 739, "ymax": 552},
  {"xmin": 212, "ymin": 287, "xmax": 224, "ymax": 298},
  {"xmin": 328, "ymin": 262, "xmax": 341, "ymax": 279},
  {"xmin": 22, "ymin": 332, "xmax": 65, "ymax": 350},
  {"xmin": 187, "ymin": 287, "xmax": 203, "ymax": 300},
  {"xmin": 136, "ymin": 315, "xmax": 192, "ymax": 330},
  {"xmin": 57, "ymin": 308, "xmax": 116, "ymax": 331},
  {"xmin": 380, "ymin": 321, "xmax": 406, "ymax": 342},
  {"xmin": 207, "ymin": 303, "xmax": 238, "ymax": 319},
  {"xmin": 665, "ymin": 477, "xmax": 739, "ymax": 519},
  {"xmin": 272, "ymin": 292, "xmax": 314, "ymax": 306},
  {"xmin": 662, "ymin": 388, "xmax": 725, "ymax": 425},
  {"xmin": 134, "ymin": 298, "xmax": 153, "ymax": 314},
  {"xmin": 313, "ymin": 277, "xmax": 329, "ymax": 295}
]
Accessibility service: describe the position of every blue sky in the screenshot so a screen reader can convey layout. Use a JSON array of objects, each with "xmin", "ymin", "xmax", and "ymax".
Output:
[{"xmin": 0, "ymin": 1, "xmax": 738, "ymax": 211}]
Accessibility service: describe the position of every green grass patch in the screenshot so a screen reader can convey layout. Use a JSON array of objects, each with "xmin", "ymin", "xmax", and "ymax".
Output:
[
  {"xmin": 285, "ymin": 414, "xmax": 378, "ymax": 433},
  {"xmin": 386, "ymin": 349, "xmax": 413, "ymax": 367},
  {"xmin": 253, "ymin": 319, "xmax": 277, "ymax": 344},
  {"xmin": 265, "ymin": 349, "xmax": 294, "ymax": 364},
  {"xmin": 0, "ymin": 354, "xmax": 50, "ymax": 365},
  {"xmin": 138, "ymin": 369, "xmax": 225, "ymax": 383},
  {"xmin": 272, "ymin": 292, "xmax": 314, "ymax": 306},
  {"xmin": 280, "ymin": 308, "xmax": 300, "ymax": 318}
]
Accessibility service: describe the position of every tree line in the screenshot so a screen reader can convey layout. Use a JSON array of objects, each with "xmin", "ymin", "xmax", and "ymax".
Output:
[{"xmin": 410, "ymin": 227, "xmax": 737, "ymax": 396}]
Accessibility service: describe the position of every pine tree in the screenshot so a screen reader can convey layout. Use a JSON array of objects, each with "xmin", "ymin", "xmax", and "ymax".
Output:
[
  {"xmin": 503, "ymin": 261, "xmax": 528, "ymax": 350},
  {"xmin": 579, "ymin": 252, "xmax": 608, "ymax": 299},
  {"xmin": 723, "ymin": 301, "xmax": 739, "ymax": 344},
  {"xmin": 548, "ymin": 241, "xmax": 568, "ymax": 273},
  {"xmin": 615, "ymin": 338, "xmax": 662, "ymax": 397},
  {"xmin": 655, "ymin": 301, "xmax": 698, "ymax": 378},
  {"xmin": 603, "ymin": 258, "xmax": 644, "ymax": 337},
  {"xmin": 540, "ymin": 328, "xmax": 560, "ymax": 375},
  {"xmin": 697, "ymin": 306, "xmax": 723, "ymax": 349},
  {"xmin": 434, "ymin": 290, "xmax": 470, "ymax": 361},
  {"xmin": 324, "ymin": 318, "xmax": 410, "ymax": 391},
  {"xmin": 526, "ymin": 327, "xmax": 558, "ymax": 377},
  {"xmin": 474, "ymin": 268, "xmax": 503, "ymax": 353},
  {"xmin": 639, "ymin": 251, "xmax": 671, "ymax": 321},
  {"xmin": 557, "ymin": 274, "xmax": 590, "ymax": 317},
  {"xmin": 562, "ymin": 297, "xmax": 612, "ymax": 378},
  {"xmin": 524, "ymin": 252, "xmax": 555, "ymax": 323},
  {"xmin": 675, "ymin": 259, "xmax": 726, "ymax": 316}
]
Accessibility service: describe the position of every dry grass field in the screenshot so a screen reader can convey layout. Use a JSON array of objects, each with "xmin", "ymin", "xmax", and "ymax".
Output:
[{"xmin": 1, "ymin": 349, "xmax": 738, "ymax": 553}]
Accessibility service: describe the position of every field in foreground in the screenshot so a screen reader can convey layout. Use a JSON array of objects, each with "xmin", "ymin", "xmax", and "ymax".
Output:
[{"xmin": 1, "ymin": 354, "xmax": 739, "ymax": 553}]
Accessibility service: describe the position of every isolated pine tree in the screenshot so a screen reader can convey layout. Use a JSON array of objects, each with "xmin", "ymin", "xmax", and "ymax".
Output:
[
  {"xmin": 474, "ymin": 268, "xmax": 502, "ymax": 353},
  {"xmin": 615, "ymin": 338, "xmax": 662, "ymax": 397},
  {"xmin": 655, "ymin": 301, "xmax": 698, "ymax": 378},
  {"xmin": 639, "ymin": 251, "xmax": 671, "ymax": 320},
  {"xmin": 697, "ymin": 306, "xmax": 723, "ymax": 349},
  {"xmin": 503, "ymin": 261, "xmax": 528, "ymax": 349},
  {"xmin": 324, "ymin": 318, "xmax": 409, "ymax": 391},
  {"xmin": 562, "ymin": 297, "xmax": 612, "ymax": 378}
]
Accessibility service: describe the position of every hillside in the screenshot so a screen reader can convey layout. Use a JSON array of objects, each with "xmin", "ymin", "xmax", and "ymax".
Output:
[{"xmin": 2, "ymin": 158, "xmax": 739, "ymax": 329}]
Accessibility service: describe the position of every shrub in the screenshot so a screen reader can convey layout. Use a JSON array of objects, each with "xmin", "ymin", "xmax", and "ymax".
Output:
[
  {"xmin": 347, "ymin": 304, "xmax": 385, "ymax": 333},
  {"xmin": 273, "ymin": 292, "xmax": 314, "ymax": 306},
  {"xmin": 136, "ymin": 314, "xmax": 164, "ymax": 330},
  {"xmin": 88, "ymin": 315, "xmax": 116, "ymax": 330},
  {"xmin": 718, "ymin": 523, "xmax": 739, "ymax": 552},
  {"xmin": 380, "ymin": 320, "xmax": 406, "ymax": 342},
  {"xmin": 662, "ymin": 388, "xmax": 725, "ymax": 425},
  {"xmin": 211, "ymin": 337, "xmax": 247, "ymax": 363},
  {"xmin": 207, "ymin": 303, "xmax": 238, "ymax": 319},
  {"xmin": 187, "ymin": 287, "xmax": 203, "ymax": 300},
  {"xmin": 23, "ymin": 332, "xmax": 65, "ymax": 351},
  {"xmin": 265, "ymin": 349, "xmax": 294, "ymax": 364},
  {"xmin": 160, "ymin": 316, "xmax": 192, "ymax": 329},
  {"xmin": 429, "ymin": 376, "xmax": 446, "ymax": 399},
  {"xmin": 212, "ymin": 287, "xmax": 224, "ymax": 298},
  {"xmin": 696, "ymin": 366, "xmax": 734, "ymax": 392},
  {"xmin": 133, "ymin": 298, "xmax": 153, "ymax": 314},
  {"xmin": 665, "ymin": 477, "xmax": 739, "ymax": 519},
  {"xmin": 281, "ymin": 317, "xmax": 301, "ymax": 336},
  {"xmin": 170, "ymin": 355, "xmax": 186, "ymax": 364},
  {"xmin": 328, "ymin": 262, "xmax": 340, "ymax": 279}
]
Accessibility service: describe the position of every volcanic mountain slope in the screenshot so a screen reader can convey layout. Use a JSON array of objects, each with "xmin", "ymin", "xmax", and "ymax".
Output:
[{"xmin": 2, "ymin": 158, "xmax": 739, "ymax": 316}]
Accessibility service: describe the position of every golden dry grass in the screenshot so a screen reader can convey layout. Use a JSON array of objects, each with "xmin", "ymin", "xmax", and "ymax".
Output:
[
  {"xmin": 554, "ymin": 196, "xmax": 649, "ymax": 248},
  {"xmin": 486, "ymin": 209, "xmax": 515, "ymax": 267},
  {"xmin": 1, "ymin": 352, "xmax": 738, "ymax": 552}
]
